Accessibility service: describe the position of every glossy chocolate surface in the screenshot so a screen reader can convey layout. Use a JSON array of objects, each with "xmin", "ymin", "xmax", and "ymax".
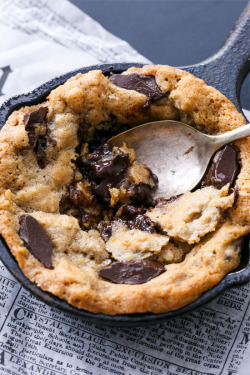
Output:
[
  {"xmin": 98, "ymin": 260, "xmax": 165, "ymax": 284},
  {"xmin": 202, "ymin": 145, "xmax": 239, "ymax": 189},
  {"xmin": 19, "ymin": 215, "xmax": 52, "ymax": 269},
  {"xmin": 109, "ymin": 73, "xmax": 165, "ymax": 105}
]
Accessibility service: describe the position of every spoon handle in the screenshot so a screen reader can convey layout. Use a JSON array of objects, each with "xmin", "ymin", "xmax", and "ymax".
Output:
[{"xmin": 212, "ymin": 123, "xmax": 250, "ymax": 150}]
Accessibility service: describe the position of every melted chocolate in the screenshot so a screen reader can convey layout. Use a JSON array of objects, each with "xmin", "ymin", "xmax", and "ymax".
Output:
[
  {"xmin": 24, "ymin": 107, "xmax": 56, "ymax": 167},
  {"xmin": 98, "ymin": 260, "xmax": 165, "ymax": 284},
  {"xmin": 59, "ymin": 193, "xmax": 72, "ymax": 214},
  {"xmin": 59, "ymin": 182, "xmax": 102, "ymax": 230},
  {"xmin": 79, "ymin": 143, "xmax": 130, "ymax": 204},
  {"xmin": 24, "ymin": 107, "xmax": 48, "ymax": 146},
  {"xmin": 129, "ymin": 214, "xmax": 157, "ymax": 233},
  {"xmin": 62, "ymin": 140, "xmax": 158, "ymax": 235},
  {"xmin": 116, "ymin": 204, "xmax": 146, "ymax": 218},
  {"xmin": 19, "ymin": 215, "xmax": 52, "ymax": 269},
  {"xmin": 34, "ymin": 135, "xmax": 47, "ymax": 169},
  {"xmin": 133, "ymin": 183, "xmax": 156, "ymax": 207},
  {"xmin": 46, "ymin": 128, "xmax": 57, "ymax": 147},
  {"xmin": 68, "ymin": 184, "xmax": 95, "ymax": 207},
  {"xmin": 77, "ymin": 115, "xmax": 127, "ymax": 151},
  {"xmin": 80, "ymin": 211, "xmax": 102, "ymax": 230},
  {"xmin": 109, "ymin": 73, "xmax": 165, "ymax": 105},
  {"xmin": 115, "ymin": 204, "xmax": 157, "ymax": 233},
  {"xmin": 202, "ymin": 145, "xmax": 239, "ymax": 189},
  {"xmin": 100, "ymin": 222, "xmax": 112, "ymax": 240},
  {"xmin": 64, "ymin": 142, "xmax": 157, "ymax": 235},
  {"xmin": 92, "ymin": 153, "xmax": 130, "ymax": 203}
]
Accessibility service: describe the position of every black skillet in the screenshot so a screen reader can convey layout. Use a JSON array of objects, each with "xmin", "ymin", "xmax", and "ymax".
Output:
[{"xmin": 0, "ymin": 4, "xmax": 249, "ymax": 326}]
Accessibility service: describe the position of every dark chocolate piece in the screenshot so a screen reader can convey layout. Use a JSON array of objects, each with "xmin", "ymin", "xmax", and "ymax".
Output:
[
  {"xmin": 115, "ymin": 205, "xmax": 156, "ymax": 233},
  {"xmin": 116, "ymin": 204, "xmax": 146, "ymax": 218},
  {"xmin": 129, "ymin": 214, "xmax": 157, "ymax": 233},
  {"xmin": 59, "ymin": 193, "xmax": 72, "ymax": 214},
  {"xmin": 92, "ymin": 153, "xmax": 130, "ymax": 203},
  {"xmin": 92, "ymin": 153, "xmax": 129, "ymax": 181},
  {"xmin": 80, "ymin": 211, "xmax": 101, "ymax": 230},
  {"xmin": 24, "ymin": 107, "xmax": 48, "ymax": 146},
  {"xmin": 109, "ymin": 73, "xmax": 165, "ymax": 105},
  {"xmin": 79, "ymin": 143, "xmax": 130, "ymax": 204},
  {"xmin": 100, "ymin": 222, "xmax": 112, "ymax": 240},
  {"xmin": 19, "ymin": 215, "xmax": 52, "ymax": 269},
  {"xmin": 59, "ymin": 181, "xmax": 103, "ymax": 230},
  {"xmin": 133, "ymin": 183, "xmax": 156, "ymax": 207},
  {"xmin": 92, "ymin": 154, "xmax": 129, "ymax": 203},
  {"xmin": 98, "ymin": 260, "xmax": 165, "ymax": 284},
  {"xmin": 34, "ymin": 135, "xmax": 47, "ymax": 169},
  {"xmin": 202, "ymin": 145, "xmax": 239, "ymax": 189}
]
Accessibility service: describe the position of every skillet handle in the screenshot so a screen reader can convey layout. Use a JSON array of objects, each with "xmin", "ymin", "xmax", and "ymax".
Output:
[{"xmin": 181, "ymin": 3, "xmax": 250, "ymax": 112}]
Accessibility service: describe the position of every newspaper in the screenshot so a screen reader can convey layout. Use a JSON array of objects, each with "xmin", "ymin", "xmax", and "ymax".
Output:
[{"xmin": 0, "ymin": 1, "xmax": 249, "ymax": 374}]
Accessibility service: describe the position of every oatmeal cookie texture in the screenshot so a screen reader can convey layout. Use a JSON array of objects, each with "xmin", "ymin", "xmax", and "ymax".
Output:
[{"xmin": 0, "ymin": 65, "xmax": 249, "ymax": 315}]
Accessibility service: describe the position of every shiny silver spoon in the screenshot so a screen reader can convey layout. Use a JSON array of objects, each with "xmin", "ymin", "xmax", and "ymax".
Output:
[{"xmin": 108, "ymin": 120, "xmax": 250, "ymax": 199}]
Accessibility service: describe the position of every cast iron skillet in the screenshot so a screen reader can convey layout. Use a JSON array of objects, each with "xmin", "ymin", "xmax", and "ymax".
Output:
[{"xmin": 0, "ymin": 5, "xmax": 249, "ymax": 326}]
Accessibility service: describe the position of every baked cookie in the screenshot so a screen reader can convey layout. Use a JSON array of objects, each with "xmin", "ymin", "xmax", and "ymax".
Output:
[{"xmin": 0, "ymin": 65, "xmax": 249, "ymax": 315}]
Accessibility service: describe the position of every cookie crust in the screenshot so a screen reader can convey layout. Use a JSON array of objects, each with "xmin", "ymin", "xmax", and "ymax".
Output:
[{"xmin": 0, "ymin": 65, "xmax": 249, "ymax": 315}]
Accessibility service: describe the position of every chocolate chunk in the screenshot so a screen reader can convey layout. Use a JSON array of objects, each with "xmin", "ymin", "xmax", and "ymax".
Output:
[
  {"xmin": 114, "ymin": 206, "xmax": 157, "ymax": 234},
  {"xmin": 59, "ymin": 193, "xmax": 72, "ymax": 214},
  {"xmin": 92, "ymin": 153, "xmax": 130, "ymax": 203},
  {"xmin": 79, "ymin": 143, "xmax": 130, "ymax": 204},
  {"xmin": 129, "ymin": 214, "xmax": 157, "ymax": 233},
  {"xmin": 46, "ymin": 128, "xmax": 57, "ymax": 147},
  {"xmin": 92, "ymin": 153, "xmax": 129, "ymax": 181},
  {"xmin": 68, "ymin": 185, "xmax": 85, "ymax": 206},
  {"xmin": 115, "ymin": 205, "xmax": 156, "ymax": 232},
  {"xmin": 19, "ymin": 215, "xmax": 52, "ymax": 269},
  {"xmin": 98, "ymin": 260, "xmax": 165, "ymax": 284},
  {"xmin": 100, "ymin": 222, "xmax": 112, "ymax": 240},
  {"xmin": 109, "ymin": 73, "xmax": 165, "ymax": 105},
  {"xmin": 24, "ymin": 107, "xmax": 48, "ymax": 146},
  {"xmin": 34, "ymin": 135, "xmax": 47, "ymax": 168},
  {"xmin": 116, "ymin": 204, "xmax": 146, "ymax": 218},
  {"xmin": 202, "ymin": 145, "xmax": 239, "ymax": 189},
  {"xmin": 80, "ymin": 211, "xmax": 101, "ymax": 230},
  {"xmin": 59, "ymin": 180, "xmax": 103, "ymax": 230},
  {"xmin": 133, "ymin": 183, "xmax": 156, "ymax": 207}
]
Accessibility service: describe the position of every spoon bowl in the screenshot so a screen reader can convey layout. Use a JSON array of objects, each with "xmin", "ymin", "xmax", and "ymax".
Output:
[{"xmin": 108, "ymin": 120, "xmax": 250, "ymax": 198}]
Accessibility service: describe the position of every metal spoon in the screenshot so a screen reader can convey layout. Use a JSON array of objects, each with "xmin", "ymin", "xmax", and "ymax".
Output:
[{"xmin": 108, "ymin": 120, "xmax": 250, "ymax": 199}]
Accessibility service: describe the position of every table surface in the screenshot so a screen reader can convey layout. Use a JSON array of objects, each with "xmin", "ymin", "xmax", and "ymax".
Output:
[{"xmin": 69, "ymin": 0, "xmax": 249, "ymax": 111}]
